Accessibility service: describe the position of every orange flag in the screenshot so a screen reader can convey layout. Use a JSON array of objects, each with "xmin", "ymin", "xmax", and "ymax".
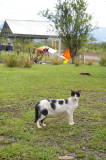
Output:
[{"xmin": 63, "ymin": 49, "xmax": 71, "ymax": 60}]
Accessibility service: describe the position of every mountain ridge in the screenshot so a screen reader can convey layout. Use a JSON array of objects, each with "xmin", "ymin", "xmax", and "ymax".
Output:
[{"xmin": 91, "ymin": 27, "xmax": 106, "ymax": 42}]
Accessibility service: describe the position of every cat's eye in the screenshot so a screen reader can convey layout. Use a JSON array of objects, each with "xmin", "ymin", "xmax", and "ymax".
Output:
[
  {"xmin": 71, "ymin": 92, "xmax": 75, "ymax": 96},
  {"xmin": 71, "ymin": 92, "xmax": 80, "ymax": 97},
  {"xmin": 76, "ymin": 92, "xmax": 80, "ymax": 97}
]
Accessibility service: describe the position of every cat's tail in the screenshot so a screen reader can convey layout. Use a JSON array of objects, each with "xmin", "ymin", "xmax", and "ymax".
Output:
[{"xmin": 35, "ymin": 102, "xmax": 40, "ymax": 123}]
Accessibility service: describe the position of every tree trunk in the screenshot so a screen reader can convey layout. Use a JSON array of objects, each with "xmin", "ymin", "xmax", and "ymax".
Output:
[
  {"xmin": 71, "ymin": 49, "xmax": 77, "ymax": 64},
  {"xmin": 71, "ymin": 57, "xmax": 75, "ymax": 64},
  {"xmin": 70, "ymin": 50, "xmax": 75, "ymax": 64}
]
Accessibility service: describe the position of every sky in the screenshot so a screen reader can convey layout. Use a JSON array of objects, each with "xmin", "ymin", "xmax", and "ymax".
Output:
[{"xmin": 0, "ymin": 0, "xmax": 106, "ymax": 27}]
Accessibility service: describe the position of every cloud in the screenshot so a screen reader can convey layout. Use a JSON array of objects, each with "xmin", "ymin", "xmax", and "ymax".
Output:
[
  {"xmin": 87, "ymin": 0, "xmax": 106, "ymax": 27},
  {"xmin": 0, "ymin": 0, "xmax": 56, "ymax": 20},
  {"xmin": 0, "ymin": 0, "xmax": 106, "ymax": 27},
  {"xmin": 0, "ymin": 20, "xmax": 3, "ymax": 25}
]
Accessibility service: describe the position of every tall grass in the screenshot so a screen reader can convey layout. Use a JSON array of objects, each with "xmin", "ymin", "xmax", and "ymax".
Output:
[
  {"xmin": 4, "ymin": 54, "xmax": 18, "ymax": 67},
  {"xmin": 99, "ymin": 57, "xmax": 106, "ymax": 66},
  {"xmin": 51, "ymin": 57, "xmax": 62, "ymax": 65},
  {"xmin": 4, "ymin": 54, "xmax": 33, "ymax": 68}
]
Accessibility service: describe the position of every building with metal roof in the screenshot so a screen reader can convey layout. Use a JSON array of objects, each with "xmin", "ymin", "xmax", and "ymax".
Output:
[{"xmin": 0, "ymin": 19, "xmax": 58, "ymax": 39}]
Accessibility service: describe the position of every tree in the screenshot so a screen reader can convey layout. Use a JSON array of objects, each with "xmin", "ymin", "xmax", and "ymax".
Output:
[
  {"xmin": 39, "ymin": 0, "xmax": 92, "ymax": 61},
  {"xmin": 89, "ymin": 36, "xmax": 97, "ymax": 43}
]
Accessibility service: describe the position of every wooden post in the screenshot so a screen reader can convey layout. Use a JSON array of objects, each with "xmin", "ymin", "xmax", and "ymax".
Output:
[
  {"xmin": 58, "ymin": 37, "xmax": 61, "ymax": 58},
  {"xmin": 55, "ymin": 37, "xmax": 56, "ymax": 50},
  {"xmin": 23, "ymin": 38, "xmax": 24, "ymax": 55},
  {"xmin": 45, "ymin": 38, "xmax": 47, "ymax": 61}
]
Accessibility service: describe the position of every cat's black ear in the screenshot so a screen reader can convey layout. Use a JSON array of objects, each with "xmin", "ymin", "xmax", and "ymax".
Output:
[
  {"xmin": 70, "ymin": 90, "xmax": 74, "ymax": 93},
  {"xmin": 78, "ymin": 90, "xmax": 81, "ymax": 94}
]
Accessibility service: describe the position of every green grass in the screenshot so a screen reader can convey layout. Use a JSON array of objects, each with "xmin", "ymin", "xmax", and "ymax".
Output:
[{"xmin": 0, "ymin": 63, "xmax": 106, "ymax": 160}]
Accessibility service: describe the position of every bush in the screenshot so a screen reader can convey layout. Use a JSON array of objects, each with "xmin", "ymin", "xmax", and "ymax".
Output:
[
  {"xmin": 0, "ymin": 52, "xmax": 2, "ymax": 63},
  {"xmin": 24, "ymin": 59, "xmax": 33, "ymax": 68},
  {"xmin": 74, "ymin": 57, "xmax": 80, "ymax": 66},
  {"xmin": 4, "ymin": 55, "xmax": 33, "ymax": 68},
  {"xmin": 86, "ymin": 59, "xmax": 93, "ymax": 65},
  {"xmin": 51, "ymin": 57, "xmax": 62, "ymax": 65},
  {"xmin": 99, "ymin": 57, "xmax": 106, "ymax": 66},
  {"xmin": 18, "ymin": 56, "xmax": 33, "ymax": 68},
  {"xmin": 4, "ymin": 55, "xmax": 18, "ymax": 67}
]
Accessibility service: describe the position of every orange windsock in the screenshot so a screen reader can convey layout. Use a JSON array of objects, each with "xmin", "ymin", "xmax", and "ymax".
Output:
[{"xmin": 63, "ymin": 49, "xmax": 71, "ymax": 60}]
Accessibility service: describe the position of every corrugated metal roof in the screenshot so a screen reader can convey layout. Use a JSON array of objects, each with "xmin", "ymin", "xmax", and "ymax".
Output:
[{"xmin": 1, "ymin": 19, "xmax": 58, "ymax": 38}]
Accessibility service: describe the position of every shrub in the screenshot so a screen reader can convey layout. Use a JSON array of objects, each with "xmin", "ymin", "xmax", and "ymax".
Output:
[
  {"xmin": 0, "ymin": 52, "xmax": 2, "ymax": 63},
  {"xmin": 4, "ymin": 55, "xmax": 33, "ymax": 68},
  {"xmin": 17, "ymin": 56, "xmax": 25, "ymax": 68},
  {"xmin": 99, "ymin": 57, "xmax": 106, "ymax": 66},
  {"xmin": 24, "ymin": 58, "xmax": 33, "ymax": 68},
  {"xmin": 4, "ymin": 55, "xmax": 18, "ymax": 67},
  {"xmin": 74, "ymin": 57, "xmax": 81, "ymax": 66},
  {"xmin": 86, "ymin": 59, "xmax": 93, "ymax": 65},
  {"xmin": 51, "ymin": 57, "xmax": 62, "ymax": 65},
  {"xmin": 18, "ymin": 56, "xmax": 33, "ymax": 68}
]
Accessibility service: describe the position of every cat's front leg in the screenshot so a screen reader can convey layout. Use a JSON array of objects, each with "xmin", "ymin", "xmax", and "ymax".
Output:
[
  {"xmin": 37, "ymin": 121, "xmax": 42, "ymax": 128},
  {"xmin": 42, "ymin": 122, "xmax": 46, "ymax": 127},
  {"xmin": 67, "ymin": 110, "xmax": 75, "ymax": 125},
  {"xmin": 69, "ymin": 121, "xmax": 75, "ymax": 125}
]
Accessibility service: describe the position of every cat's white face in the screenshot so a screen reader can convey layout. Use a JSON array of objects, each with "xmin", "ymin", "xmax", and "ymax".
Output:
[
  {"xmin": 72, "ymin": 95, "xmax": 79, "ymax": 101},
  {"xmin": 71, "ymin": 90, "xmax": 81, "ymax": 101}
]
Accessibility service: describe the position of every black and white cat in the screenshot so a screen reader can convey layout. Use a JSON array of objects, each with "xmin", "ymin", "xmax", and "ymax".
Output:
[{"xmin": 35, "ymin": 90, "xmax": 81, "ymax": 128}]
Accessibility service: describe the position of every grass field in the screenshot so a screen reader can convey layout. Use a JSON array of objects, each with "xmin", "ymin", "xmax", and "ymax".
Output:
[{"xmin": 0, "ymin": 63, "xmax": 106, "ymax": 160}]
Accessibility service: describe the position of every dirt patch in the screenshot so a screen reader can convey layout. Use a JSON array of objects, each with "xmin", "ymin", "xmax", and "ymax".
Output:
[
  {"xmin": 80, "ymin": 72, "xmax": 91, "ymax": 76},
  {"xmin": 0, "ymin": 135, "xmax": 5, "ymax": 141},
  {"xmin": 0, "ymin": 102, "xmax": 4, "ymax": 106},
  {"xmin": 99, "ymin": 95, "xmax": 106, "ymax": 103},
  {"xmin": 0, "ymin": 134, "xmax": 18, "ymax": 148},
  {"xmin": 0, "ymin": 107, "xmax": 20, "ymax": 116}
]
